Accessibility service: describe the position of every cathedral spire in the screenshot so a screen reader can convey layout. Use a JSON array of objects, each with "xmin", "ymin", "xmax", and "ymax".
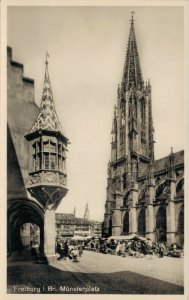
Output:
[
  {"xmin": 28, "ymin": 53, "xmax": 63, "ymax": 135},
  {"xmin": 122, "ymin": 12, "xmax": 143, "ymax": 91},
  {"xmin": 74, "ymin": 206, "xmax": 76, "ymax": 217},
  {"xmin": 84, "ymin": 203, "xmax": 90, "ymax": 220}
]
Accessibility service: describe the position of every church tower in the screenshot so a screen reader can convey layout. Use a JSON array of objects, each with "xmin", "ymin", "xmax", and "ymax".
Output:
[
  {"xmin": 112, "ymin": 13, "xmax": 154, "ymax": 168},
  {"xmin": 84, "ymin": 203, "xmax": 90, "ymax": 220},
  {"xmin": 103, "ymin": 13, "xmax": 154, "ymax": 237}
]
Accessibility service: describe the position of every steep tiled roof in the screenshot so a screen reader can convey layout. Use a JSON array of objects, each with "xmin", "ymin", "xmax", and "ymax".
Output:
[
  {"xmin": 75, "ymin": 218, "xmax": 90, "ymax": 225},
  {"xmin": 56, "ymin": 213, "xmax": 75, "ymax": 220},
  {"xmin": 28, "ymin": 57, "xmax": 63, "ymax": 134},
  {"xmin": 139, "ymin": 150, "xmax": 184, "ymax": 178}
]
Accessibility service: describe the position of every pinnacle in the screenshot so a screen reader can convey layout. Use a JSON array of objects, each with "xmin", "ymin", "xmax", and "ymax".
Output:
[
  {"xmin": 28, "ymin": 56, "xmax": 63, "ymax": 135},
  {"xmin": 121, "ymin": 15, "xmax": 143, "ymax": 91}
]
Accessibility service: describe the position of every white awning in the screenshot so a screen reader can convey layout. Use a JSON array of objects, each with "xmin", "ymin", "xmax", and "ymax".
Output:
[
  {"xmin": 71, "ymin": 236, "xmax": 84, "ymax": 240},
  {"xmin": 107, "ymin": 234, "xmax": 137, "ymax": 241}
]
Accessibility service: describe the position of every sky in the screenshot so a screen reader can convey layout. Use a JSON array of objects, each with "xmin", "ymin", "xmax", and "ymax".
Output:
[{"xmin": 8, "ymin": 6, "xmax": 184, "ymax": 221}]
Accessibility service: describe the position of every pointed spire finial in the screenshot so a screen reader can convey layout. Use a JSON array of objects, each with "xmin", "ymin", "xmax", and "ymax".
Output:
[
  {"xmin": 122, "ymin": 12, "xmax": 143, "ymax": 91},
  {"xmin": 45, "ymin": 51, "xmax": 49, "ymax": 66},
  {"xmin": 131, "ymin": 11, "xmax": 135, "ymax": 23},
  {"xmin": 27, "ymin": 52, "xmax": 63, "ymax": 135},
  {"xmin": 84, "ymin": 203, "xmax": 90, "ymax": 220}
]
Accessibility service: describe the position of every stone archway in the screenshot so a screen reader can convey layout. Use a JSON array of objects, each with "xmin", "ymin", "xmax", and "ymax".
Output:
[
  {"xmin": 176, "ymin": 178, "xmax": 184, "ymax": 194},
  {"xmin": 156, "ymin": 205, "xmax": 167, "ymax": 242},
  {"xmin": 138, "ymin": 207, "xmax": 146, "ymax": 236},
  {"xmin": 123, "ymin": 210, "xmax": 129, "ymax": 234},
  {"xmin": 7, "ymin": 198, "xmax": 44, "ymax": 255},
  {"xmin": 20, "ymin": 223, "xmax": 41, "ymax": 246}
]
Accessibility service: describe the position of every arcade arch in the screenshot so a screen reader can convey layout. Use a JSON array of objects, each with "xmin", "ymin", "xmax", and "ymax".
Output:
[
  {"xmin": 8, "ymin": 198, "xmax": 44, "ymax": 254},
  {"xmin": 176, "ymin": 178, "xmax": 184, "ymax": 194},
  {"xmin": 177, "ymin": 205, "xmax": 184, "ymax": 247},
  {"xmin": 138, "ymin": 207, "xmax": 146, "ymax": 236},
  {"xmin": 156, "ymin": 205, "xmax": 167, "ymax": 242},
  {"xmin": 123, "ymin": 210, "xmax": 129, "ymax": 234}
]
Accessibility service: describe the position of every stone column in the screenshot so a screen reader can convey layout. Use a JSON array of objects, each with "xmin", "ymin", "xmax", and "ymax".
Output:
[
  {"xmin": 112, "ymin": 209, "xmax": 122, "ymax": 236},
  {"xmin": 166, "ymin": 181, "xmax": 176, "ymax": 245},
  {"xmin": 129, "ymin": 183, "xmax": 138, "ymax": 234},
  {"xmin": 146, "ymin": 204, "xmax": 154, "ymax": 241},
  {"xmin": 129, "ymin": 207, "xmax": 137, "ymax": 234},
  {"xmin": 146, "ymin": 185, "xmax": 155, "ymax": 241},
  {"xmin": 44, "ymin": 209, "xmax": 56, "ymax": 262},
  {"xmin": 112, "ymin": 192, "xmax": 123, "ymax": 236}
]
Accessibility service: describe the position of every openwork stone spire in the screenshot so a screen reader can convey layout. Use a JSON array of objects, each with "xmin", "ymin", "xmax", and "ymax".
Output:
[
  {"xmin": 122, "ymin": 12, "xmax": 143, "ymax": 91},
  {"xmin": 29, "ymin": 53, "xmax": 63, "ymax": 134}
]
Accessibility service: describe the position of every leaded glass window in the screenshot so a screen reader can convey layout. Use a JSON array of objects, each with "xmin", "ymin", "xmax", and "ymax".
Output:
[
  {"xmin": 38, "ymin": 154, "xmax": 42, "ymax": 169},
  {"xmin": 50, "ymin": 154, "xmax": 56, "ymax": 170},
  {"xmin": 44, "ymin": 154, "xmax": 49, "ymax": 170}
]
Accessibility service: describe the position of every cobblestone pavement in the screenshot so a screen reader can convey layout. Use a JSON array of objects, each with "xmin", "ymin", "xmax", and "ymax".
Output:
[
  {"xmin": 51, "ymin": 250, "xmax": 184, "ymax": 294},
  {"xmin": 7, "ymin": 250, "xmax": 184, "ymax": 294},
  {"xmin": 59, "ymin": 250, "xmax": 184, "ymax": 285}
]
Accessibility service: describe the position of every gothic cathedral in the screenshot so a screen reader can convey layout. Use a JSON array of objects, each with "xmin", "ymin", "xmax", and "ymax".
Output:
[{"xmin": 103, "ymin": 15, "xmax": 184, "ymax": 247}]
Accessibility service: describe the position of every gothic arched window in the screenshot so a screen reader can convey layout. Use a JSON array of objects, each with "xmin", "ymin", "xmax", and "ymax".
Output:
[
  {"xmin": 141, "ymin": 98, "xmax": 146, "ymax": 125},
  {"xmin": 30, "ymin": 137, "xmax": 67, "ymax": 173},
  {"xmin": 129, "ymin": 99, "xmax": 132, "ymax": 117},
  {"xmin": 134, "ymin": 98, "xmax": 137, "ymax": 117},
  {"xmin": 178, "ymin": 205, "xmax": 184, "ymax": 234},
  {"xmin": 123, "ymin": 210, "xmax": 129, "ymax": 234},
  {"xmin": 43, "ymin": 139, "xmax": 57, "ymax": 171},
  {"xmin": 156, "ymin": 205, "xmax": 167, "ymax": 242},
  {"xmin": 138, "ymin": 207, "xmax": 146, "ymax": 236},
  {"xmin": 123, "ymin": 191, "xmax": 130, "ymax": 207},
  {"xmin": 176, "ymin": 178, "xmax": 184, "ymax": 194}
]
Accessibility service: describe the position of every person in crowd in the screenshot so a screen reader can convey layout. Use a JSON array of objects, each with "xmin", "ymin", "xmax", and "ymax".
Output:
[
  {"xmin": 115, "ymin": 242, "xmax": 121, "ymax": 256},
  {"xmin": 141, "ymin": 241, "xmax": 148, "ymax": 255},
  {"xmin": 56, "ymin": 240, "xmax": 64, "ymax": 260},
  {"xmin": 91, "ymin": 240, "xmax": 95, "ymax": 251},
  {"xmin": 159, "ymin": 242, "xmax": 164, "ymax": 258},
  {"xmin": 64, "ymin": 240, "xmax": 69, "ymax": 259},
  {"xmin": 78, "ymin": 242, "xmax": 83, "ymax": 257},
  {"xmin": 70, "ymin": 245, "xmax": 78, "ymax": 261},
  {"xmin": 96, "ymin": 241, "xmax": 100, "ymax": 253},
  {"xmin": 146, "ymin": 241, "xmax": 153, "ymax": 254},
  {"xmin": 119, "ymin": 242, "xmax": 125, "ymax": 256},
  {"xmin": 173, "ymin": 243, "xmax": 177, "ymax": 251}
]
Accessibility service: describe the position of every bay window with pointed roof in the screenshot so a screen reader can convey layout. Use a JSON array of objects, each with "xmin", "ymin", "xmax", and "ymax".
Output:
[{"xmin": 25, "ymin": 55, "xmax": 69, "ymax": 210}]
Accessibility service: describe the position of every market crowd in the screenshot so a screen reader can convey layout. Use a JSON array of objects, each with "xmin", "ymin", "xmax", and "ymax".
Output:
[
  {"xmin": 55, "ymin": 237, "xmax": 182, "ymax": 260},
  {"xmin": 56, "ymin": 240, "xmax": 84, "ymax": 261}
]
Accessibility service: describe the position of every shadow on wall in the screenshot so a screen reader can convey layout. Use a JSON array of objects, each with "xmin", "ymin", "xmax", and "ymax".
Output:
[{"xmin": 7, "ymin": 125, "xmax": 28, "ymax": 199}]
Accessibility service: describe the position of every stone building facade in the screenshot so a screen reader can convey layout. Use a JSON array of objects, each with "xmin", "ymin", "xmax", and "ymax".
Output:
[
  {"xmin": 56, "ymin": 205, "xmax": 102, "ymax": 238},
  {"xmin": 103, "ymin": 16, "xmax": 184, "ymax": 247},
  {"xmin": 7, "ymin": 47, "xmax": 69, "ymax": 261}
]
